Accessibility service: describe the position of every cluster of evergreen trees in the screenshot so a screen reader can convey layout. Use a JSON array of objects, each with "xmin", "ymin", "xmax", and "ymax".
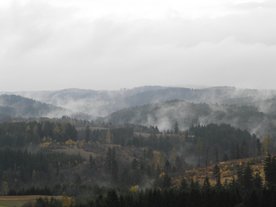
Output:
[
  {"xmin": 0, "ymin": 149, "xmax": 83, "ymax": 194},
  {"xmin": 84, "ymin": 124, "xmax": 268, "ymax": 189},
  {"xmin": 82, "ymin": 188, "xmax": 276, "ymax": 207},
  {"xmin": 0, "ymin": 121, "xmax": 77, "ymax": 146},
  {"xmin": 80, "ymin": 155, "xmax": 276, "ymax": 207},
  {"xmin": 189, "ymin": 124, "xmax": 261, "ymax": 164}
]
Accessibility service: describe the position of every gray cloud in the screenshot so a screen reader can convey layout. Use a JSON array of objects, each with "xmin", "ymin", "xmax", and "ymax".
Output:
[
  {"xmin": 0, "ymin": 0, "xmax": 276, "ymax": 91},
  {"xmin": 232, "ymin": 0, "xmax": 276, "ymax": 10}
]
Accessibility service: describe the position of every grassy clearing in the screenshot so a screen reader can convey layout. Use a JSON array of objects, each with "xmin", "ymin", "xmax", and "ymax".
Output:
[{"xmin": 0, "ymin": 196, "xmax": 63, "ymax": 207}]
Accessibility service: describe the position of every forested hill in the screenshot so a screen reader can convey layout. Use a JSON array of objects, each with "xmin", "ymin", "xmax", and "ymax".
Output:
[
  {"xmin": 2, "ymin": 86, "xmax": 276, "ymax": 137},
  {"xmin": 0, "ymin": 94, "xmax": 65, "ymax": 120},
  {"xmin": 0, "ymin": 119, "xmax": 264, "ymax": 192},
  {"xmin": 13, "ymin": 86, "xmax": 276, "ymax": 118},
  {"xmin": 105, "ymin": 100, "xmax": 276, "ymax": 137}
]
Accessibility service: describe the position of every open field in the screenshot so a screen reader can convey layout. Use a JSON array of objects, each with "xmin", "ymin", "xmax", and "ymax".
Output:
[{"xmin": 0, "ymin": 196, "xmax": 64, "ymax": 207}]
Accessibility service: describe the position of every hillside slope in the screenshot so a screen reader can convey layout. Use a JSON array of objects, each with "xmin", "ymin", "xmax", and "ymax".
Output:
[
  {"xmin": 14, "ymin": 86, "xmax": 276, "ymax": 118},
  {"xmin": 105, "ymin": 100, "xmax": 276, "ymax": 136},
  {"xmin": 0, "ymin": 95, "xmax": 66, "ymax": 119}
]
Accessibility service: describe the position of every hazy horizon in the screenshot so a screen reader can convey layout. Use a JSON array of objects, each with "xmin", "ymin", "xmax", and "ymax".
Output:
[
  {"xmin": 0, "ymin": 84, "xmax": 232, "ymax": 92},
  {"xmin": 0, "ymin": 84, "xmax": 275, "ymax": 93}
]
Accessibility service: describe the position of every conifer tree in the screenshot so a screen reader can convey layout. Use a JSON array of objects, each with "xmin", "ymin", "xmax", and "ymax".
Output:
[{"xmin": 213, "ymin": 164, "xmax": 221, "ymax": 187}]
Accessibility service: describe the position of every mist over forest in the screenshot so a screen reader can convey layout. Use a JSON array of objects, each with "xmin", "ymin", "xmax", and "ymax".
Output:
[
  {"xmin": 0, "ymin": 86, "xmax": 276, "ymax": 207},
  {"xmin": 2, "ymin": 0, "xmax": 276, "ymax": 205},
  {"xmin": 2, "ymin": 86, "xmax": 276, "ymax": 137}
]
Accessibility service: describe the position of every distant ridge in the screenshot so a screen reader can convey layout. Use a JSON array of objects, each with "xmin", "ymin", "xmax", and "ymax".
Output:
[
  {"xmin": 8, "ymin": 86, "xmax": 274, "ymax": 118},
  {"xmin": 0, "ymin": 94, "xmax": 66, "ymax": 119}
]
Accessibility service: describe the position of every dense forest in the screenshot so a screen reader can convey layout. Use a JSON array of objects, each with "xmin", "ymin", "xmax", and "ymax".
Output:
[
  {"xmin": 0, "ymin": 117, "xmax": 274, "ymax": 207},
  {"xmin": 33, "ymin": 154, "xmax": 276, "ymax": 207}
]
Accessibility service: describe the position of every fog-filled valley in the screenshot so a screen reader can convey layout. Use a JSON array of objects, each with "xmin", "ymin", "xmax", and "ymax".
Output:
[
  {"xmin": 13, "ymin": 86, "xmax": 275, "ymax": 119},
  {"xmin": 1, "ymin": 86, "xmax": 276, "ymax": 207},
  {"xmin": 3, "ymin": 86, "xmax": 276, "ymax": 137}
]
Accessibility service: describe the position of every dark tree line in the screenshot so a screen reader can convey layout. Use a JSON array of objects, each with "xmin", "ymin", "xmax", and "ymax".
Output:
[
  {"xmin": 0, "ymin": 121, "xmax": 77, "ymax": 146},
  {"xmin": 0, "ymin": 149, "xmax": 83, "ymax": 194},
  {"xmin": 81, "ymin": 187, "xmax": 276, "ymax": 207},
  {"xmin": 189, "ymin": 124, "xmax": 261, "ymax": 165},
  {"xmin": 127, "ymin": 135, "xmax": 176, "ymax": 152},
  {"xmin": 105, "ymin": 148, "xmax": 118, "ymax": 181},
  {"xmin": 79, "ymin": 156, "xmax": 276, "ymax": 207},
  {"xmin": 8, "ymin": 186, "xmax": 52, "ymax": 196},
  {"xmin": 82, "ymin": 127, "xmax": 134, "ymax": 145},
  {"xmin": 264, "ymin": 154, "xmax": 276, "ymax": 189}
]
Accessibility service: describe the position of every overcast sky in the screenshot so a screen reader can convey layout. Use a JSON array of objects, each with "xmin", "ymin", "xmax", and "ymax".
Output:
[{"xmin": 0, "ymin": 0, "xmax": 276, "ymax": 91}]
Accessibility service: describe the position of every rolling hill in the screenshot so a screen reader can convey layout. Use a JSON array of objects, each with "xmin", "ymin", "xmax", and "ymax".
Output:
[
  {"xmin": 13, "ymin": 86, "xmax": 276, "ymax": 118},
  {"xmin": 1, "ymin": 86, "xmax": 276, "ymax": 135},
  {"xmin": 0, "ymin": 94, "xmax": 66, "ymax": 120},
  {"xmin": 105, "ymin": 99, "xmax": 276, "ymax": 137}
]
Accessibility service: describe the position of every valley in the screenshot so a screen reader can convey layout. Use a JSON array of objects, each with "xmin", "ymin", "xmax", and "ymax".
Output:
[{"xmin": 0, "ymin": 86, "xmax": 276, "ymax": 206}]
